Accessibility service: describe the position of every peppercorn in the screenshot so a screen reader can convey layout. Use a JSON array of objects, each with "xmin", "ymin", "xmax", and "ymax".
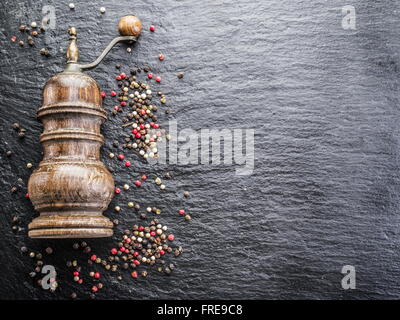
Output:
[
  {"xmin": 45, "ymin": 247, "xmax": 53, "ymax": 255},
  {"xmin": 177, "ymin": 72, "xmax": 184, "ymax": 79},
  {"xmin": 184, "ymin": 215, "xmax": 192, "ymax": 221}
]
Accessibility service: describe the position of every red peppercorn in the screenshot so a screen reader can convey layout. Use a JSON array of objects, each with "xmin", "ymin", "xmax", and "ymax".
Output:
[
  {"xmin": 110, "ymin": 248, "xmax": 117, "ymax": 255},
  {"xmin": 115, "ymin": 187, "xmax": 121, "ymax": 194},
  {"xmin": 148, "ymin": 73, "xmax": 153, "ymax": 79},
  {"xmin": 132, "ymin": 129, "xmax": 138, "ymax": 134},
  {"xmin": 153, "ymin": 123, "xmax": 160, "ymax": 129},
  {"xmin": 178, "ymin": 209, "xmax": 185, "ymax": 215},
  {"xmin": 139, "ymin": 124, "xmax": 145, "ymax": 129},
  {"xmin": 114, "ymin": 105, "xmax": 119, "ymax": 111},
  {"xmin": 120, "ymin": 72, "xmax": 126, "ymax": 79},
  {"xmin": 120, "ymin": 247, "xmax": 125, "ymax": 252},
  {"xmin": 25, "ymin": 193, "xmax": 30, "ymax": 198},
  {"xmin": 120, "ymin": 101, "xmax": 127, "ymax": 107},
  {"xmin": 91, "ymin": 285, "xmax": 98, "ymax": 293},
  {"xmin": 11, "ymin": 36, "xmax": 17, "ymax": 42},
  {"xmin": 138, "ymin": 226, "xmax": 145, "ymax": 231},
  {"xmin": 133, "ymin": 251, "xmax": 139, "ymax": 257},
  {"xmin": 134, "ymin": 180, "xmax": 142, "ymax": 187},
  {"xmin": 168, "ymin": 234, "xmax": 175, "ymax": 241},
  {"xmin": 118, "ymin": 154, "xmax": 125, "ymax": 160},
  {"xmin": 140, "ymin": 109, "xmax": 146, "ymax": 115},
  {"xmin": 110, "ymin": 91, "xmax": 117, "ymax": 97},
  {"xmin": 90, "ymin": 255, "xmax": 97, "ymax": 261},
  {"xmin": 133, "ymin": 260, "xmax": 140, "ymax": 265},
  {"xmin": 150, "ymin": 122, "xmax": 155, "ymax": 127},
  {"xmin": 78, "ymin": 279, "xmax": 83, "ymax": 284},
  {"xmin": 101, "ymin": 91, "xmax": 106, "ymax": 98},
  {"xmin": 158, "ymin": 54, "xmax": 165, "ymax": 61},
  {"xmin": 135, "ymin": 133, "xmax": 141, "ymax": 139},
  {"xmin": 94, "ymin": 272, "xmax": 100, "ymax": 279},
  {"xmin": 131, "ymin": 271, "xmax": 138, "ymax": 278},
  {"xmin": 141, "ymin": 174, "xmax": 147, "ymax": 180},
  {"xmin": 160, "ymin": 250, "xmax": 165, "ymax": 255},
  {"xmin": 150, "ymin": 231, "xmax": 156, "ymax": 237},
  {"xmin": 125, "ymin": 238, "xmax": 132, "ymax": 244},
  {"xmin": 115, "ymin": 75, "xmax": 122, "ymax": 81},
  {"xmin": 73, "ymin": 271, "xmax": 79, "ymax": 276},
  {"xmin": 125, "ymin": 161, "xmax": 131, "ymax": 167},
  {"xmin": 155, "ymin": 76, "xmax": 161, "ymax": 83},
  {"xmin": 149, "ymin": 25, "xmax": 155, "ymax": 32}
]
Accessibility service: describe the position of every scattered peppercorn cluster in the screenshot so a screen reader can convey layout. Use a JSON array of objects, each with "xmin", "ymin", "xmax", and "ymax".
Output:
[{"xmin": 11, "ymin": 21, "xmax": 50, "ymax": 56}]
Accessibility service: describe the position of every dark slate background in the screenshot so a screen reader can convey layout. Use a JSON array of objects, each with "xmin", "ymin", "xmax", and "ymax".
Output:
[{"xmin": 1, "ymin": 0, "xmax": 400, "ymax": 300}]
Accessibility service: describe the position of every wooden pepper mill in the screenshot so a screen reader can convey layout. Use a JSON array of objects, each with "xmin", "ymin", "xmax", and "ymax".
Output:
[{"xmin": 28, "ymin": 16, "xmax": 142, "ymax": 238}]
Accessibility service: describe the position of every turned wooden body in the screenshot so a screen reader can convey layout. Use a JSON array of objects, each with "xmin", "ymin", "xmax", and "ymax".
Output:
[{"xmin": 28, "ymin": 72, "xmax": 114, "ymax": 238}]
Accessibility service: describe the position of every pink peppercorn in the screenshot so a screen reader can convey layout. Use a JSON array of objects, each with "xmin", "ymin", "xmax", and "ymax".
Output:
[
  {"xmin": 118, "ymin": 154, "xmax": 125, "ymax": 160},
  {"xmin": 134, "ymin": 180, "xmax": 142, "ymax": 187},
  {"xmin": 159, "ymin": 54, "xmax": 164, "ymax": 61},
  {"xmin": 148, "ymin": 73, "xmax": 153, "ymax": 79},
  {"xmin": 139, "ymin": 124, "xmax": 145, "ymax": 129},
  {"xmin": 115, "ymin": 187, "xmax": 121, "ymax": 194},
  {"xmin": 135, "ymin": 133, "xmax": 141, "ymax": 139},
  {"xmin": 116, "ymin": 75, "xmax": 122, "ymax": 81},
  {"xmin": 25, "ymin": 193, "xmax": 30, "ymax": 198},
  {"xmin": 110, "ymin": 91, "xmax": 117, "ymax": 97},
  {"xmin": 78, "ymin": 279, "xmax": 83, "ymax": 284},
  {"xmin": 133, "ymin": 260, "xmax": 140, "ymax": 265},
  {"xmin": 133, "ymin": 251, "xmax": 139, "ymax": 257},
  {"xmin": 178, "ymin": 209, "xmax": 185, "ymax": 215},
  {"xmin": 168, "ymin": 234, "xmax": 175, "ymax": 241},
  {"xmin": 120, "ymin": 101, "xmax": 127, "ymax": 107},
  {"xmin": 110, "ymin": 248, "xmax": 117, "ymax": 255},
  {"xmin": 94, "ymin": 272, "xmax": 100, "ymax": 279},
  {"xmin": 132, "ymin": 129, "xmax": 138, "ymax": 134},
  {"xmin": 131, "ymin": 271, "xmax": 138, "ymax": 278},
  {"xmin": 150, "ymin": 231, "xmax": 156, "ymax": 237},
  {"xmin": 101, "ymin": 91, "xmax": 106, "ymax": 98},
  {"xmin": 90, "ymin": 255, "xmax": 97, "ymax": 261},
  {"xmin": 155, "ymin": 76, "xmax": 161, "ymax": 82},
  {"xmin": 138, "ymin": 226, "xmax": 145, "ymax": 231},
  {"xmin": 73, "ymin": 271, "xmax": 79, "ymax": 276},
  {"xmin": 91, "ymin": 285, "xmax": 98, "ymax": 293},
  {"xmin": 120, "ymin": 72, "xmax": 126, "ymax": 79},
  {"xmin": 153, "ymin": 123, "xmax": 160, "ymax": 129},
  {"xmin": 114, "ymin": 105, "xmax": 119, "ymax": 111},
  {"xmin": 149, "ymin": 25, "xmax": 155, "ymax": 32},
  {"xmin": 160, "ymin": 250, "xmax": 165, "ymax": 255},
  {"xmin": 141, "ymin": 174, "xmax": 147, "ymax": 180},
  {"xmin": 125, "ymin": 161, "xmax": 131, "ymax": 167}
]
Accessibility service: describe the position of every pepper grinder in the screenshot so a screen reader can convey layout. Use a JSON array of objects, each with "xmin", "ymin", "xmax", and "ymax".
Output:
[{"xmin": 28, "ymin": 15, "xmax": 142, "ymax": 238}]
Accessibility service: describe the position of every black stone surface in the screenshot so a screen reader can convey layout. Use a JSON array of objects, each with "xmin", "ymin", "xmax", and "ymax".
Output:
[{"xmin": 1, "ymin": 0, "xmax": 400, "ymax": 300}]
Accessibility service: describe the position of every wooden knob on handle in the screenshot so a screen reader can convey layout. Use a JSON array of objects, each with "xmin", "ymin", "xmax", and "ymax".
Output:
[{"xmin": 118, "ymin": 15, "xmax": 142, "ymax": 37}]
